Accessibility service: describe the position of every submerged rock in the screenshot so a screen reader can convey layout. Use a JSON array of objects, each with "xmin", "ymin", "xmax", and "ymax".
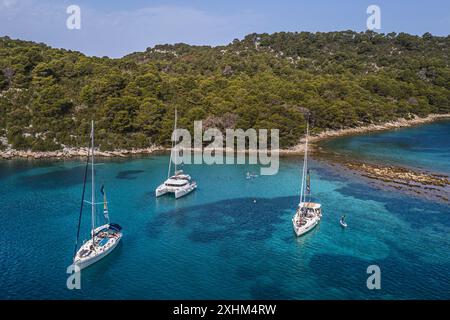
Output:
[
  {"xmin": 343, "ymin": 161, "xmax": 450, "ymax": 203},
  {"xmin": 346, "ymin": 163, "xmax": 450, "ymax": 187}
]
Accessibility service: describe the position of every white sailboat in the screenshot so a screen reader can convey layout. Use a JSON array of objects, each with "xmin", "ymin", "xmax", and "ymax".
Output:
[
  {"xmin": 155, "ymin": 109, "xmax": 197, "ymax": 199},
  {"xmin": 73, "ymin": 121, "xmax": 122, "ymax": 270},
  {"xmin": 292, "ymin": 122, "xmax": 322, "ymax": 237}
]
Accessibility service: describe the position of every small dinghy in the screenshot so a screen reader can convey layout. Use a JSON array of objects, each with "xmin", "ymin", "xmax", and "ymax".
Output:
[
  {"xmin": 246, "ymin": 172, "xmax": 258, "ymax": 180},
  {"xmin": 339, "ymin": 215, "xmax": 347, "ymax": 228}
]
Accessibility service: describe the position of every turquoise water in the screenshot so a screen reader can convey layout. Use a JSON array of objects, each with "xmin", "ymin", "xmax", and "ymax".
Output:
[
  {"xmin": 0, "ymin": 124, "xmax": 449, "ymax": 299},
  {"xmin": 320, "ymin": 120, "xmax": 450, "ymax": 173}
]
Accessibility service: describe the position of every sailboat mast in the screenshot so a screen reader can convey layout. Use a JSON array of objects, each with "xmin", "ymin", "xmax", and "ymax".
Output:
[
  {"xmin": 91, "ymin": 120, "xmax": 96, "ymax": 239},
  {"xmin": 299, "ymin": 122, "xmax": 309, "ymax": 206},
  {"xmin": 73, "ymin": 134, "xmax": 91, "ymax": 261},
  {"xmin": 303, "ymin": 122, "xmax": 309, "ymax": 203},
  {"xmin": 174, "ymin": 108, "xmax": 178, "ymax": 174},
  {"xmin": 167, "ymin": 108, "xmax": 177, "ymax": 178}
]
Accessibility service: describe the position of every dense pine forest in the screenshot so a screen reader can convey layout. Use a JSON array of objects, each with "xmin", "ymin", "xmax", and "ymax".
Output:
[{"xmin": 0, "ymin": 31, "xmax": 449, "ymax": 151}]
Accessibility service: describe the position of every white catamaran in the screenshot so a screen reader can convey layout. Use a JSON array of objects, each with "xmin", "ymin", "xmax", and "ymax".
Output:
[
  {"xmin": 73, "ymin": 121, "xmax": 122, "ymax": 270},
  {"xmin": 292, "ymin": 122, "xmax": 322, "ymax": 237},
  {"xmin": 155, "ymin": 109, "xmax": 197, "ymax": 199}
]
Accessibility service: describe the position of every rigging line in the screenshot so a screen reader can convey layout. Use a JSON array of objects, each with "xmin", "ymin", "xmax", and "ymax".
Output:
[
  {"xmin": 299, "ymin": 122, "xmax": 308, "ymax": 206},
  {"xmin": 91, "ymin": 121, "xmax": 96, "ymax": 240},
  {"xmin": 304, "ymin": 121, "xmax": 309, "ymax": 203},
  {"xmin": 167, "ymin": 108, "xmax": 177, "ymax": 179},
  {"xmin": 174, "ymin": 108, "xmax": 178, "ymax": 174},
  {"xmin": 72, "ymin": 133, "xmax": 91, "ymax": 261}
]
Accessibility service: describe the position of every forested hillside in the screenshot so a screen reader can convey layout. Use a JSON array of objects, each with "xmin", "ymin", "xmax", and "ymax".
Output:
[{"xmin": 0, "ymin": 31, "xmax": 449, "ymax": 151}]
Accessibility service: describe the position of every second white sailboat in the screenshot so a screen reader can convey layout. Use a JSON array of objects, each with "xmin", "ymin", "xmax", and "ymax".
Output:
[
  {"xmin": 72, "ymin": 121, "xmax": 122, "ymax": 270},
  {"xmin": 155, "ymin": 109, "xmax": 197, "ymax": 199},
  {"xmin": 292, "ymin": 122, "xmax": 322, "ymax": 237}
]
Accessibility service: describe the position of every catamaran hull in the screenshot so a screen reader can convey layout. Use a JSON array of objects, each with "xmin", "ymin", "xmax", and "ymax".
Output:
[
  {"xmin": 175, "ymin": 184, "xmax": 196, "ymax": 198},
  {"xmin": 155, "ymin": 187, "xmax": 168, "ymax": 197},
  {"xmin": 155, "ymin": 184, "xmax": 197, "ymax": 199},
  {"xmin": 74, "ymin": 237, "xmax": 121, "ymax": 270},
  {"xmin": 292, "ymin": 217, "xmax": 320, "ymax": 237}
]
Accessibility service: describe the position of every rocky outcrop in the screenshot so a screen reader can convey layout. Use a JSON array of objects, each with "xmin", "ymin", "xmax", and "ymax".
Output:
[
  {"xmin": 343, "ymin": 162, "xmax": 450, "ymax": 203},
  {"xmin": 345, "ymin": 163, "xmax": 450, "ymax": 188}
]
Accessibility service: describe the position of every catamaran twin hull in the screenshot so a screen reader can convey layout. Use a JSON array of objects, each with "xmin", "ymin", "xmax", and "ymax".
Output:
[
  {"xmin": 155, "ymin": 182, "xmax": 197, "ymax": 199},
  {"xmin": 74, "ymin": 224, "xmax": 122, "ymax": 270}
]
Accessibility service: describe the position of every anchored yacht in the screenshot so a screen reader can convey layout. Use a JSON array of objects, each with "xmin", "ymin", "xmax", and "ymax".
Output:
[
  {"xmin": 156, "ymin": 170, "xmax": 197, "ymax": 199},
  {"xmin": 293, "ymin": 201, "xmax": 322, "ymax": 237},
  {"xmin": 72, "ymin": 121, "xmax": 122, "ymax": 270},
  {"xmin": 292, "ymin": 121, "xmax": 322, "ymax": 237},
  {"xmin": 155, "ymin": 109, "xmax": 196, "ymax": 199}
]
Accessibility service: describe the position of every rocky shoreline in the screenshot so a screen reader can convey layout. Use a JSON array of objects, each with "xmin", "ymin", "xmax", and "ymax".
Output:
[
  {"xmin": 296, "ymin": 113, "xmax": 450, "ymax": 152},
  {"xmin": 0, "ymin": 146, "xmax": 164, "ymax": 160},
  {"xmin": 1, "ymin": 113, "xmax": 450, "ymax": 160},
  {"xmin": 1, "ymin": 114, "xmax": 449, "ymax": 202}
]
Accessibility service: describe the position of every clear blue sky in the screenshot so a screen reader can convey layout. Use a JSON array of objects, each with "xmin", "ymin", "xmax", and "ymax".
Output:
[{"xmin": 1, "ymin": 0, "xmax": 449, "ymax": 57}]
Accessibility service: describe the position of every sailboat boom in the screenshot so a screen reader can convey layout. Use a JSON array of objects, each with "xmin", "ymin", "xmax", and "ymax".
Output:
[{"xmin": 84, "ymin": 200, "xmax": 108, "ymax": 205}]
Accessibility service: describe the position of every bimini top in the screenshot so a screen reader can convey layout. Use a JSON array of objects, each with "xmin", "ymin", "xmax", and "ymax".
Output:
[
  {"xmin": 94, "ymin": 223, "xmax": 122, "ymax": 236},
  {"xmin": 299, "ymin": 202, "xmax": 321, "ymax": 209},
  {"xmin": 109, "ymin": 223, "xmax": 122, "ymax": 232}
]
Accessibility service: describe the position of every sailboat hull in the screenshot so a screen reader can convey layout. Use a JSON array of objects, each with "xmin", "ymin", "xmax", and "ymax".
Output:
[
  {"xmin": 292, "ymin": 215, "xmax": 321, "ymax": 237},
  {"xmin": 74, "ymin": 225, "xmax": 122, "ymax": 270},
  {"xmin": 75, "ymin": 238, "xmax": 121, "ymax": 270}
]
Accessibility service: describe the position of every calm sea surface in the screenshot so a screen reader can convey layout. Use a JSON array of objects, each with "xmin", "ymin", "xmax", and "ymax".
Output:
[
  {"xmin": 320, "ymin": 120, "xmax": 450, "ymax": 173},
  {"xmin": 0, "ymin": 121, "xmax": 449, "ymax": 299}
]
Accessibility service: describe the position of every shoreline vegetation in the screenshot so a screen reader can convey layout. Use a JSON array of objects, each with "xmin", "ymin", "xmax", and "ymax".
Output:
[
  {"xmin": 1, "ymin": 113, "xmax": 449, "ymax": 160},
  {"xmin": 2, "ymin": 31, "xmax": 450, "ymax": 155},
  {"xmin": 3, "ymin": 31, "xmax": 448, "ymax": 201},
  {"xmin": 1, "ymin": 114, "xmax": 449, "ymax": 202}
]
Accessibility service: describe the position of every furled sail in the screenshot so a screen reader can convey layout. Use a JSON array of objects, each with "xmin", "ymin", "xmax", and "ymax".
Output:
[
  {"xmin": 306, "ymin": 169, "xmax": 311, "ymax": 195},
  {"xmin": 73, "ymin": 134, "xmax": 92, "ymax": 261},
  {"xmin": 100, "ymin": 184, "xmax": 109, "ymax": 222}
]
